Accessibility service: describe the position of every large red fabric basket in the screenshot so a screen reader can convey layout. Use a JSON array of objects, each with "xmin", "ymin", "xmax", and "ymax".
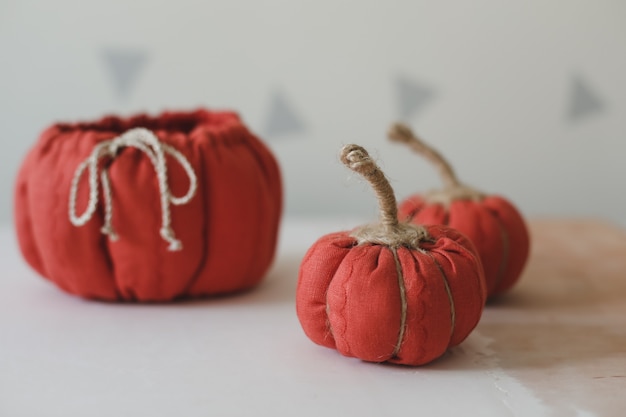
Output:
[{"xmin": 14, "ymin": 109, "xmax": 282, "ymax": 301}]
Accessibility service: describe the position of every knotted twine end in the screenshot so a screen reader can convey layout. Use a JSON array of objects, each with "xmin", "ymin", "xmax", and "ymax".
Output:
[
  {"xmin": 100, "ymin": 224, "xmax": 119, "ymax": 241},
  {"xmin": 160, "ymin": 226, "xmax": 183, "ymax": 252}
]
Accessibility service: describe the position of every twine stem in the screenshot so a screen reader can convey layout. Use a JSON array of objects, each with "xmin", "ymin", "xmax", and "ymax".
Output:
[
  {"xmin": 340, "ymin": 144, "xmax": 399, "ymax": 231},
  {"xmin": 387, "ymin": 123, "xmax": 460, "ymax": 189}
]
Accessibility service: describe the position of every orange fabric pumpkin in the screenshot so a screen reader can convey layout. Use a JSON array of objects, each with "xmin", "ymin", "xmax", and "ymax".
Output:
[
  {"xmin": 14, "ymin": 109, "xmax": 282, "ymax": 301},
  {"xmin": 388, "ymin": 123, "xmax": 529, "ymax": 297},
  {"xmin": 296, "ymin": 144, "xmax": 486, "ymax": 366}
]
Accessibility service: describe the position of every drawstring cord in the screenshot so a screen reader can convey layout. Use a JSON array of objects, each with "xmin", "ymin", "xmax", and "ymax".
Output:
[{"xmin": 68, "ymin": 127, "xmax": 197, "ymax": 251}]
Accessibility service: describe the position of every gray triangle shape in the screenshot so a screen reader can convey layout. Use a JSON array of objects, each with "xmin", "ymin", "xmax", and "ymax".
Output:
[
  {"xmin": 396, "ymin": 76, "xmax": 436, "ymax": 121},
  {"xmin": 568, "ymin": 76, "xmax": 604, "ymax": 121},
  {"xmin": 101, "ymin": 48, "xmax": 149, "ymax": 99},
  {"xmin": 263, "ymin": 91, "xmax": 306, "ymax": 138}
]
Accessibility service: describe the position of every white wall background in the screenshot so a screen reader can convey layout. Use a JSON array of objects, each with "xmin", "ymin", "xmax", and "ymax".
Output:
[{"xmin": 1, "ymin": 0, "xmax": 625, "ymax": 226}]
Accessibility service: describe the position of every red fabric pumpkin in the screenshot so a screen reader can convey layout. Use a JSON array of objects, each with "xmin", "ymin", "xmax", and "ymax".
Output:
[
  {"xmin": 388, "ymin": 123, "xmax": 529, "ymax": 297},
  {"xmin": 297, "ymin": 144, "xmax": 486, "ymax": 366},
  {"xmin": 14, "ymin": 109, "xmax": 282, "ymax": 301}
]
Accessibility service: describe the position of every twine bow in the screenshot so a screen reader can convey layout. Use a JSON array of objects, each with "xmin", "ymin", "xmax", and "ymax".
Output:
[{"xmin": 68, "ymin": 127, "xmax": 198, "ymax": 251}]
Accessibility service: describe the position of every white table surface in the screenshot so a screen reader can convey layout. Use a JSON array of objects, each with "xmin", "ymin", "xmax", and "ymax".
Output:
[{"xmin": 1, "ymin": 218, "xmax": 625, "ymax": 417}]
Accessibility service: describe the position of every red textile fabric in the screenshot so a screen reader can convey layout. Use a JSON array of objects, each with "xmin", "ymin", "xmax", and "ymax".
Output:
[
  {"xmin": 398, "ymin": 195, "xmax": 529, "ymax": 296},
  {"xmin": 14, "ymin": 109, "xmax": 282, "ymax": 301},
  {"xmin": 296, "ymin": 224, "xmax": 486, "ymax": 366}
]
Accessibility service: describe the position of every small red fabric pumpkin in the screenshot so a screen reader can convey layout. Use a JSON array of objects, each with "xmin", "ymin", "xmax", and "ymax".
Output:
[
  {"xmin": 388, "ymin": 123, "xmax": 529, "ymax": 297},
  {"xmin": 14, "ymin": 109, "xmax": 282, "ymax": 301},
  {"xmin": 296, "ymin": 144, "xmax": 486, "ymax": 366}
]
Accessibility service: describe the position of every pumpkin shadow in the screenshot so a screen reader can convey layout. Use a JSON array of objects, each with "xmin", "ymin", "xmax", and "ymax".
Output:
[{"xmin": 361, "ymin": 348, "xmax": 478, "ymax": 372}]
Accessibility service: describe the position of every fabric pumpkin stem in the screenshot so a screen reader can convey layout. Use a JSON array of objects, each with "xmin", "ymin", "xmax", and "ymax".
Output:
[
  {"xmin": 388, "ymin": 123, "xmax": 461, "ymax": 189},
  {"xmin": 340, "ymin": 144, "xmax": 430, "ymax": 250},
  {"xmin": 340, "ymin": 144, "xmax": 400, "ymax": 232}
]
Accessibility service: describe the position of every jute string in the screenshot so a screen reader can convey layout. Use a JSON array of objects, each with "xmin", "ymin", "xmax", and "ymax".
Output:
[
  {"xmin": 387, "ymin": 123, "xmax": 485, "ymax": 206},
  {"xmin": 339, "ymin": 144, "xmax": 430, "ymax": 249},
  {"xmin": 390, "ymin": 247, "xmax": 408, "ymax": 358},
  {"xmin": 426, "ymin": 253, "xmax": 457, "ymax": 338},
  {"xmin": 340, "ymin": 144, "xmax": 432, "ymax": 358},
  {"xmin": 68, "ymin": 127, "xmax": 198, "ymax": 251}
]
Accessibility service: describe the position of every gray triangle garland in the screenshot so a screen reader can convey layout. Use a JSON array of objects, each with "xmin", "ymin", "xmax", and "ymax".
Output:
[
  {"xmin": 396, "ymin": 76, "xmax": 436, "ymax": 121},
  {"xmin": 101, "ymin": 48, "xmax": 149, "ymax": 99},
  {"xmin": 568, "ymin": 76, "xmax": 604, "ymax": 121},
  {"xmin": 263, "ymin": 90, "xmax": 306, "ymax": 138}
]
